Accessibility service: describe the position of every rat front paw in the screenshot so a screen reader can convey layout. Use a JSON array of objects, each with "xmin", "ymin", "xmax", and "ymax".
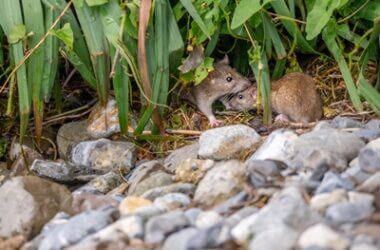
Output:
[
  {"xmin": 209, "ymin": 119, "xmax": 223, "ymax": 127},
  {"xmin": 274, "ymin": 114, "xmax": 290, "ymax": 123}
]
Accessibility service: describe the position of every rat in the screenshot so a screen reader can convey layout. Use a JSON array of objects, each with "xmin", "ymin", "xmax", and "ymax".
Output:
[
  {"xmin": 222, "ymin": 72, "xmax": 322, "ymax": 123},
  {"xmin": 186, "ymin": 56, "xmax": 252, "ymax": 127}
]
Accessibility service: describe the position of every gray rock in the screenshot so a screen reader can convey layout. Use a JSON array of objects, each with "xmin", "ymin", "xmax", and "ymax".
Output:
[
  {"xmin": 30, "ymin": 159, "xmax": 79, "ymax": 182},
  {"xmin": 39, "ymin": 206, "xmax": 118, "ymax": 250},
  {"xmin": 75, "ymin": 172, "xmax": 122, "ymax": 194},
  {"xmin": 224, "ymin": 207, "xmax": 258, "ymax": 227},
  {"xmin": 365, "ymin": 119, "xmax": 380, "ymax": 130},
  {"xmin": 213, "ymin": 191, "xmax": 248, "ymax": 214},
  {"xmin": 145, "ymin": 210, "xmax": 189, "ymax": 244},
  {"xmin": 161, "ymin": 227, "xmax": 198, "ymax": 250},
  {"xmin": 348, "ymin": 191, "xmax": 374, "ymax": 205},
  {"xmin": 293, "ymin": 148, "xmax": 348, "ymax": 172},
  {"xmin": 245, "ymin": 160, "xmax": 283, "ymax": 177},
  {"xmin": 173, "ymin": 158, "xmax": 214, "ymax": 184},
  {"xmin": 194, "ymin": 160, "xmax": 246, "ymax": 207},
  {"xmin": 315, "ymin": 171, "xmax": 354, "ymax": 194},
  {"xmin": 184, "ymin": 208, "xmax": 202, "ymax": 226},
  {"xmin": 358, "ymin": 138, "xmax": 380, "ymax": 173},
  {"xmin": 135, "ymin": 205, "xmax": 164, "ymax": 221},
  {"xmin": 195, "ymin": 211, "xmax": 223, "ymax": 228},
  {"xmin": 331, "ymin": 116, "xmax": 363, "ymax": 129},
  {"xmin": 10, "ymin": 147, "xmax": 43, "ymax": 177},
  {"xmin": 342, "ymin": 158, "xmax": 372, "ymax": 186},
  {"xmin": 127, "ymin": 160, "xmax": 173, "ymax": 196},
  {"xmin": 163, "ymin": 143, "xmax": 199, "ymax": 173},
  {"xmin": 66, "ymin": 216, "xmax": 143, "ymax": 250},
  {"xmin": 86, "ymin": 99, "xmax": 137, "ymax": 139},
  {"xmin": 248, "ymin": 223, "xmax": 299, "ymax": 250},
  {"xmin": 293, "ymin": 129, "xmax": 365, "ymax": 162},
  {"xmin": 326, "ymin": 201, "xmax": 374, "ymax": 224},
  {"xmin": 357, "ymin": 171, "xmax": 380, "ymax": 193},
  {"xmin": 0, "ymin": 176, "xmax": 72, "ymax": 239},
  {"xmin": 187, "ymin": 224, "xmax": 228, "ymax": 249},
  {"xmin": 141, "ymin": 183, "xmax": 195, "ymax": 201},
  {"xmin": 72, "ymin": 193, "xmax": 119, "ymax": 214},
  {"xmin": 232, "ymin": 187, "xmax": 321, "ymax": 245},
  {"xmin": 298, "ymin": 223, "xmax": 350, "ymax": 250},
  {"xmin": 69, "ymin": 138, "xmax": 135, "ymax": 175},
  {"xmin": 198, "ymin": 125, "xmax": 261, "ymax": 160},
  {"xmin": 153, "ymin": 193, "xmax": 191, "ymax": 211},
  {"xmin": 248, "ymin": 129, "xmax": 298, "ymax": 163},
  {"xmin": 313, "ymin": 120, "xmax": 334, "ymax": 131},
  {"xmin": 310, "ymin": 189, "xmax": 348, "ymax": 213},
  {"xmin": 353, "ymin": 129, "xmax": 380, "ymax": 143},
  {"xmin": 56, "ymin": 121, "xmax": 91, "ymax": 159}
]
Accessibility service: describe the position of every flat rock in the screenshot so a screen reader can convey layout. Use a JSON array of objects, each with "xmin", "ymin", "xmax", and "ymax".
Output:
[
  {"xmin": 298, "ymin": 223, "xmax": 350, "ymax": 250},
  {"xmin": 248, "ymin": 129, "xmax": 298, "ymax": 163},
  {"xmin": 119, "ymin": 196, "xmax": 153, "ymax": 216},
  {"xmin": 357, "ymin": 172, "xmax": 380, "ymax": 193},
  {"xmin": 161, "ymin": 227, "xmax": 198, "ymax": 250},
  {"xmin": 315, "ymin": 171, "xmax": 354, "ymax": 194},
  {"xmin": 127, "ymin": 160, "xmax": 173, "ymax": 196},
  {"xmin": 331, "ymin": 116, "xmax": 363, "ymax": 129},
  {"xmin": 141, "ymin": 182, "xmax": 195, "ymax": 201},
  {"xmin": 232, "ymin": 187, "xmax": 321, "ymax": 245},
  {"xmin": 293, "ymin": 129, "xmax": 365, "ymax": 162},
  {"xmin": 353, "ymin": 129, "xmax": 380, "ymax": 143},
  {"xmin": 358, "ymin": 138, "xmax": 380, "ymax": 173},
  {"xmin": 195, "ymin": 211, "xmax": 223, "ymax": 228},
  {"xmin": 194, "ymin": 160, "xmax": 246, "ymax": 207},
  {"xmin": 38, "ymin": 206, "xmax": 118, "ymax": 250},
  {"xmin": 86, "ymin": 99, "xmax": 136, "ymax": 138},
  {"xmin": 342, "ymin": 158, "xmax": 372, "ymax": 186},
  {"xmin": 365, "ymin": 119, "xmax": 380, "ymax": 130},
  {"xmin": 173, "ymin": 158, "xmax": 214, "ymax": 184},
  {"xmin": 310, "ymin": 189, "xmax": 348, "ymax": 213},
  {"xmin": 30, "ymin": 159, "xmax": 79, "ymax": 182},
  {"xmin": 153, "ymin": 193, "xmax": 191, "ymax": 211},
  {"xmin": 72, "ymin": 193, "xmax": 118, "ymax": 214},
  {"xmin": 292, "ymin": 148, "xmax": 348, "ymax": 172},
  {"xmin": 75, "ymin": 172, "xmax": 121, "ymax": 194},
  {"xmin": 198, "ymin": 125, "xmax": 261, "ymax": 160},
  {"xmin": 0, "ymin": 176, "xmax": 72, "ymax": 239},
  {"xmin": 144, "ymin": 210, "xmax": 189, "ymax": 244},
  {"xmin": 66, "ymin": 216, "xmax": 143, "ymax": 250},
  {"xmin": 326, "ymin": 201, "xmax": 374, "ymax": 224},
  {"xmin": 56, "ymin": 121, "xmax": 91, "ymax": 159},
  {"xmin": 69, "ymin": 138, "xmax": 135, "ymax": 175},
  {"xmin": 163, "ymin": 143, "xmax": 199, "ymax": 173}
]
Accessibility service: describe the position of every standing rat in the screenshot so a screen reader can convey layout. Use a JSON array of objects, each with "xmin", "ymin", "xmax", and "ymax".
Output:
[
  {"xmin": 185, "ymin": 56, "xmax": 252, "ymax": 126},
  {"xmin": 222, "ymin": 72, "xmax": 322, "ymax": 123}
]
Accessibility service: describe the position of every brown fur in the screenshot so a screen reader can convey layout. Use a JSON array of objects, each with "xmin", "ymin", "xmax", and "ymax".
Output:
[
  {"xmin": 223, "ymin": 72, "xmax": 323, "ymax": 123},
  {"xmin": 191, "ymin": 56, "xmax": 252, "ymax": 123}
]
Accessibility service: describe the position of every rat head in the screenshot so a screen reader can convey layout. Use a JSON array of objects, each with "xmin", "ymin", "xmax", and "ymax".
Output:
[
  {"xmin": 225, "ymin": 85, "xmax": 257, "ymax": 111},
  {"xmin": 207, "ymin": 56, "xmax": 252, "ymax": 96}
]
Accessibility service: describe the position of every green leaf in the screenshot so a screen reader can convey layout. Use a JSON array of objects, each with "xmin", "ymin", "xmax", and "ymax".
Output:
[
  {"xmin": 8, "ymin": 24, "xmax": 25, "ymax": 44},
  {"xmin": 50, "ymin": 23, "xmax": 74, "ymax": 50},
  {"xmin": 194, "ymin": 57, "xmax": 214, "ymax": 85},
  {"xmin": 231, "ymin": 0, "xmax": 271, "ymax": 29},
  {"xmin": 179, "ymin": 0, "xmax": 210, "ymax": 39},
  {"xmin": 86, "ymin": 0, "xmax": 108, "ymax": 6},
  {"xmin": 305, "ymin": 0, "xmax": 340, "ymax": 40}
]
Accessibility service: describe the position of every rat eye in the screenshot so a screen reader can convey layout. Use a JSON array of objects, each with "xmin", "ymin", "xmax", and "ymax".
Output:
[
  {"xmin": 238, "ymin": 95, "xmax": 244, "ymax": 99},
  {"xmin": 226, "ymin": 76, "xmax": 233, "ymax": 82}
]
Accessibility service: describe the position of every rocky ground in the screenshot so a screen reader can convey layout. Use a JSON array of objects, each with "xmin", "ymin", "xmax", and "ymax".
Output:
[{"xmin": 0, "ymin": 102, "xmax": 380, "ymax": 250}]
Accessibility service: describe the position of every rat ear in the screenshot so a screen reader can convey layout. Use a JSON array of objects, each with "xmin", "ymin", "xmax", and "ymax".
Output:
[
  {"xmin": 250, "ymin": 86, "xmax": 257, "ymax": 97},
  {"xmin": 219, "ymin": 55, "xmax": 229, "ymax": 65}
]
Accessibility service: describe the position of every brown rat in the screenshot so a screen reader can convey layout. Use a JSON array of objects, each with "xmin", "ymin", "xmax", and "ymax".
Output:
[
  {"xmin": 222, "ymin": 72, "xmax": 322, "ymax": 123},
  {"xmin": 188, "ymin": 56, "xmax": 252, "ymax": 126}
]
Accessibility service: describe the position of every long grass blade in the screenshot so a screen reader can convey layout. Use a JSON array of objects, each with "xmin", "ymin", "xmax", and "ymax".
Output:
[
  {"xmin": 322, "ymin": 20, "xmax": 363, "ymax": 111},
  {"xmin": 0, "ymin": 0, "xmax": 30, "ymax": 141},
  {"xmin": 73, "ymin": 0, "xmax": 110, "ymax": 106},
  {"xmin": 179, "ymin": 0, "xmax": 210, "ymax": 39},
  {"xmin": 41, "ymin": 1, "xmax": 60, "ymax": 102}
]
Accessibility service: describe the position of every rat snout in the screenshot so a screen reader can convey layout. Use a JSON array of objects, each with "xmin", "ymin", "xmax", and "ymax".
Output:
[{"xmin": 233, "ymin": 78, "xmax": 252, "ymax": 93}]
